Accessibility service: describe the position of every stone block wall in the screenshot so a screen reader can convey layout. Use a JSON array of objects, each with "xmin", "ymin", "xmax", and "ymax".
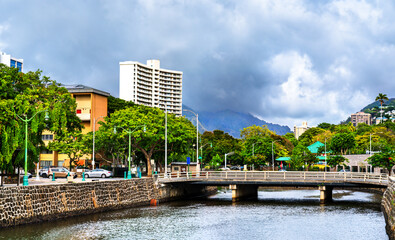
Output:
[
  {"xmin": 0, "ymin": 178, "xmax": 212, "ymax": 228},
  {"xmin": 382, "ymin": 177, "xmax": 395, "ymax": 239}
]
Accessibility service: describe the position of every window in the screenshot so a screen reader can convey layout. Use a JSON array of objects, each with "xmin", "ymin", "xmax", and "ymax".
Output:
[
  {"xmin": 42, "ymin": 134, "xmax": 54, "ymax": 141},
  {"xmin": 40, "ymin": 161, "xmax": 52, "ymax": 167},
  {"xmin": 174, "ymin": 167, "xmax": 179, "ymax": 171},
  {"xmin": 41, "ymin": 148, "xmax": 53, "ymax": 154}
]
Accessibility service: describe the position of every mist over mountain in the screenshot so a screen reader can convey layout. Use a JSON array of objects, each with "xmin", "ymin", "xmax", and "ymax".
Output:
[{"xmin": 182, "ymin": 105, "xmax": 291, "ymax": 138}]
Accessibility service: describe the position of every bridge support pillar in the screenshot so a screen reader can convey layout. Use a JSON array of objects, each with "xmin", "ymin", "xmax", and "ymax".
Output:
[
  {"xmin": 319, "ymin": 186, "xmax": 333, "ymax": 204},
  {"xmin": 229, "ymin": 184, "xmax": 257, "ymax": 202}
]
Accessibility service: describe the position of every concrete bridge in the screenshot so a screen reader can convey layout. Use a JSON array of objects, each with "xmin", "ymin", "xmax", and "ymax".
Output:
[{"xmin": 158, "ymin": 171, "xmax": 388, "ymax": 203}]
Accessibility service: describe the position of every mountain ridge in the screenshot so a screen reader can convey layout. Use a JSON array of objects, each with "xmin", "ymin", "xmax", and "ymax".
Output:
[{"xmin": 182, "ymin": 105, "xmax": 291, "ymax": 138}]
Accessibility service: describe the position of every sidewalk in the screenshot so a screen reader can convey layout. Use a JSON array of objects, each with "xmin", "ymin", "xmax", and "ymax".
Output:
[{"xmin": 0, "ymin": 176, "xmax": 126, "ymax": 187}]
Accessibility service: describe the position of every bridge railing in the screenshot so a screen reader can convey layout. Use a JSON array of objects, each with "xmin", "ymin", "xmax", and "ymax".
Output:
[{"xmin": 158, "ymin": 171, "xmax": 389, "ymax": 184}]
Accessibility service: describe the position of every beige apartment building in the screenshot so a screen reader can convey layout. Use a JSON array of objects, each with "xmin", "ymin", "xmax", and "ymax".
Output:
[
  {"xmin": 351, "ymin": 112, "xmax": 372, "ymax": 127},
  {"xmin": 294, "ymin": 121, "xmax": 309, "ymax": 139},
  {"xmin": 119, "ymin": 60, "xmax": 183, "ymax": 116},
  {"xmin": 40, "ymin": 85, "xmax": 110, "ymax": 168}
]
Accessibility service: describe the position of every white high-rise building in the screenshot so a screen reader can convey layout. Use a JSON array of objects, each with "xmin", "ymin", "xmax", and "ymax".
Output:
[
  {"xmin": 119, "ymin": 60, "xmax": 183, "ymax": 116},
  {"xmin": 0, "ymin": 51, "xmax": 23, "ymax": 72}
]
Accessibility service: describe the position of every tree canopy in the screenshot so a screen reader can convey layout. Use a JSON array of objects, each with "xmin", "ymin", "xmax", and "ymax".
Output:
[{"xmin": 0, "ymin": 64, "xmax": 81, "ymax": 173}]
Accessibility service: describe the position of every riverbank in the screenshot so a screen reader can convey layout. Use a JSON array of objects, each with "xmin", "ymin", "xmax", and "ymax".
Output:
[
  {"xmin": 382, "ymin": 177, "xmax": 395, "ymax": 239},
  {"xmin": 0, "ymin": 178, "xmax": 215, "ymax": 228}
]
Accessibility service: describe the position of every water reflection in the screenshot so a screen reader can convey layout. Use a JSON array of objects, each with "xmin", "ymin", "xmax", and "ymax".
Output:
[{"xmin": 0, "ymin": 189, "xmax": 387, "ymax": 240}]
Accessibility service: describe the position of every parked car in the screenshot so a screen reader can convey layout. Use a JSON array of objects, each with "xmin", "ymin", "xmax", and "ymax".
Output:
[
  {"xmin": 44, "ymin": 167, "xmax": 77, "ymax": 179},
  {"xmin": 84, "ymin": 169, "xmax": 113, "ymax": 178},
  {"xmin": 230, "ymin": 166, "xmax": 241, "ymax": 170},
  {"xmin": 18, "ymin": 170, "xmax": 32, "ymax": 178},
  {"xmin": 278, "ymin": 169, "xmax": 287, "ymax": 172},
  {"xmin": 218, "ymin": 167, "xmax": 230, "ymax": 171}
]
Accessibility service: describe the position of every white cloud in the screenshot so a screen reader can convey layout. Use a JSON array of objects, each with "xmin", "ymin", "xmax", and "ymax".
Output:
[{"xmin": 0, "ymin": 0, "xmax": 395, "ymax": 129}]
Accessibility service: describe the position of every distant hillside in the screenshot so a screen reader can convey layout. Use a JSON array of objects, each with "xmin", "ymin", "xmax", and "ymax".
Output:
[
  {"xmin": 361, "ymin": 98, "xmax": 395, "ymax": 111},
  {"xmin": 182, "ymin": 105, "xmax": 291, "ymax": 138}
]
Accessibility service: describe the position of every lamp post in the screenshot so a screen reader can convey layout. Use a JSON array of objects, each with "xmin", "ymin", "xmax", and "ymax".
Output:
[
  {"xmin": 92, "ymin": 116, "xmax": 104, "ymax": 170},
  {"xmin": 369, "ymin": 133, "xmax": 375, "ymax": 173},
  {"xmin": 325, "ymin": 138, "xmax": 327, "ymax": 172},
  {"xmin": 165, "ymin": 103, "xmax": 168, "ymax": 177},
  {"xmin": 200, "ymin": 142, "xmax": 212, "ymax": 162},
  {"xmin": 113, "ymin": 124, "xmax": 146, "ymax": 179},
  {"xmin": 271, "ymin": 140, "xmax": 280, "ymax": 171},
  {"xmin": 183, "ymin": 109, "xmax": 199, "ymax": 170},
  {"xmin": 14, "ymin": 109, "xmax": 49, "ymax": 186},
  {"xmin": 225, "ymin": 152, "xmax": 234, "ymax": 169}
]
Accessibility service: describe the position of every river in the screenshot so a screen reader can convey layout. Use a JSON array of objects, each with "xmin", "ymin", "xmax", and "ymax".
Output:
[{"xmin": 0, "ymin": 189, "xmax": 387, "ymax": 240}]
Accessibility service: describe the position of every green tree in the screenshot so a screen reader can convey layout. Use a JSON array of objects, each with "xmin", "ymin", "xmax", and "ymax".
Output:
[
  {"xmin": 284, "ymin": 132, "xmax": 298, "ymax": 147},
  {"xmin": 298, "ymin": 127, "xmax": 325, "ymax": 146},
  {"xmin": 327, "ymin": 155, "xmax": 349, "ymax": 169},
  {"xmin": 367, "ymin": 146, "xmax": 395, "ymax": 175},
  {"xmin": 209, "ymin": 154, "xmax": 222, "ymax": 169},
  {"xmin": 317, "ymin": 122, "xmax": 333, "ymax": 130},
  {"xmin": 376, "ymin": 93, "xmax": 389, "ymax": 107},
  {"xmin": 376, "ymin": 93, "xmax": 389, "ymax": 123},
  {"xmin": 291, "ymin": 144, "xmax": 317, "ymax": 170},
  {"xmin": 0, "ymin": 64, "xmax": 81, "ymax": 175},
  {"xmin": 96, "ymin": 105, "xmax": 195, "ymax": 176},
  {"xmin": 330, "ymin": 133, "xmax": 355, "ymax": 155},
  {"xmin": 107, "ymin": 95, "xmax": 135, "ymax": 115},
  {"xmin": 201, "ymin": 130, "xmax": 242, "ymax": 167},
  {"xmin": 49, "ymin": 132, "xmax": 89, "ymax": 170}
]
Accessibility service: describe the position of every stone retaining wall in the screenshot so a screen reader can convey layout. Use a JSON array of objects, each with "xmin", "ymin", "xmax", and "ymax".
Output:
[
  {"xmin": 0, "ymin": 178, "xmax": 213, "ymax": 228},
  {"xmin": 382, "ymin": 177, "xmax": 395, "ymax": 239}
]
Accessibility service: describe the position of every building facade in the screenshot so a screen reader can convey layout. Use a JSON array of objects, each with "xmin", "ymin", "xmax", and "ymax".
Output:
[
  {"xmin": 40, "ymin": 85, "xmax": 110, "ymax": 168},
  {"xmin": 0, "ymin": 51, "xmax": 23, "ymax": 72},
  {"xmin": 351, "ymin": 112, "xmax": 372, "ymax": 126},
  {"xmin": 119, "ymin": 60, "xmax": 183, "ymax": 116},
  {"xmin": 294, "ymin": 121, "xmax": 309, "ymax": 139}
]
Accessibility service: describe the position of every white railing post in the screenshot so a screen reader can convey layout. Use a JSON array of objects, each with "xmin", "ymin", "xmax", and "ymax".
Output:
[
  {"xmin": 206, "ymin": 171, "xmax": 209, "ymax": 179},
  {"xmin": 324, "ymin": 172, "xmax": 326, "ymax": 180},
  {"xmin": 245, "ymin": 171, "xmax": 247, "ymax": 180},
  {"xmin": 304, "ymin": 172, "xmax": 306, "ymax": 180},
  {"xmin": 177, "ymin": 172, "xmax": 180, "ymax": 178},
  {"xmin": 284, "ymin": 171, "xmax": 286, "ymax": 180},
  {"xmin": 226, "ymin": 171, "xmax": 228, "ymax": 179},
  {"xmin": 264, "ymin": 171, "xmax": 266, "ymax": 180}
]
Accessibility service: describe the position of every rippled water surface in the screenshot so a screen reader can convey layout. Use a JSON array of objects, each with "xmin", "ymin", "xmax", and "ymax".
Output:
[{"xmin": 0, "ymin": 189, "xmax": 387, "ymax": 240}]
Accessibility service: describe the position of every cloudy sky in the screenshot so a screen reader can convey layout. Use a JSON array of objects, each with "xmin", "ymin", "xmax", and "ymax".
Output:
[{"xmin": 1, "ymin": 0, "xmax": 394, "ymax": 128}]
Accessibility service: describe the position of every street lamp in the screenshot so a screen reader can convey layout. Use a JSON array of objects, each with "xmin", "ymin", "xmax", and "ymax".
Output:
[
  {"xmin": 183, "ymin": 109, "xmax": 199, "ymax": 170},
  {"xmin": 92, "ymin": 116, "xmax": 104, "ymax": 170},
  {"xmin": 325, "ymin": 138, "xmax": 327, "ymax": 172},
  {"xmin": 113, "ymin": 124, "xmax": 146, "ymax": 179},
  {"xmin": 225, "ymin": 152, "xmax": 234, "ymax": 169},
  {"xmin": 271, "ymin": 140, "xmax": 280, "ymax": 171},
  {"xmin": 14, "ymin": 109, "xmax": 49, "ymax": 186},
  {"xmin": 165, "ymin": 103, "xmax": 168, "ymax": 177},
  {"xmin": 200, "ymin": 142, "xmax": 212, "ymax": 162}
]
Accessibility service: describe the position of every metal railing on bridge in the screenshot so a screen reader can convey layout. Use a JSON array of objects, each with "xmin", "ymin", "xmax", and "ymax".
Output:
[{"xmin": 158, "ymin": 171, "xmax": 389, "ymax": 185}]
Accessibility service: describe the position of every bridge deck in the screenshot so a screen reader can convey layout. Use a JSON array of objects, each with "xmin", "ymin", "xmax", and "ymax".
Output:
[{"xmin": 158, "ymin": 171, "xmax": 388, "ymax": 188}]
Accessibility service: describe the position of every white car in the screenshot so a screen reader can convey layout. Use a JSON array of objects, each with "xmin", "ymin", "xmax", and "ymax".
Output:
[{"xmin": 84, "ymin": 169, "xmax": 113, "ymax": 178}]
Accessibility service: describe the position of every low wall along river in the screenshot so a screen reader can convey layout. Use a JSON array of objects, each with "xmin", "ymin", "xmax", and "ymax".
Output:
[
  {"xmin": 0, "ymin": 178, "xmax": 212, "ymax": 228},
  {"xmin": 2, "ymin": 176, "xmax": 395, "ymax": 239}
]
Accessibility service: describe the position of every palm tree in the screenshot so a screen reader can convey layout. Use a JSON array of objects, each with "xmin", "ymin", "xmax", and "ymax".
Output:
[{"xmin": 375, "ymin": 93, "xmax": 389, "ymax": 123}]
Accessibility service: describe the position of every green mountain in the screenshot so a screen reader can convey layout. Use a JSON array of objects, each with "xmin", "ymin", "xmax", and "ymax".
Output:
[
  {"xmin": 361, "ymin": 98, "xmax": 395, "ymax": 120},
  {"xmin": 182, "ymin": 105, "xmax": 291, "ymax": 138}
]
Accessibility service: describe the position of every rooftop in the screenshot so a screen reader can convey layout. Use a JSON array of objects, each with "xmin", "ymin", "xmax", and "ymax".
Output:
[{"xmin": 63, "ymin": 84, "xmax": 110, "ymax": 97}]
